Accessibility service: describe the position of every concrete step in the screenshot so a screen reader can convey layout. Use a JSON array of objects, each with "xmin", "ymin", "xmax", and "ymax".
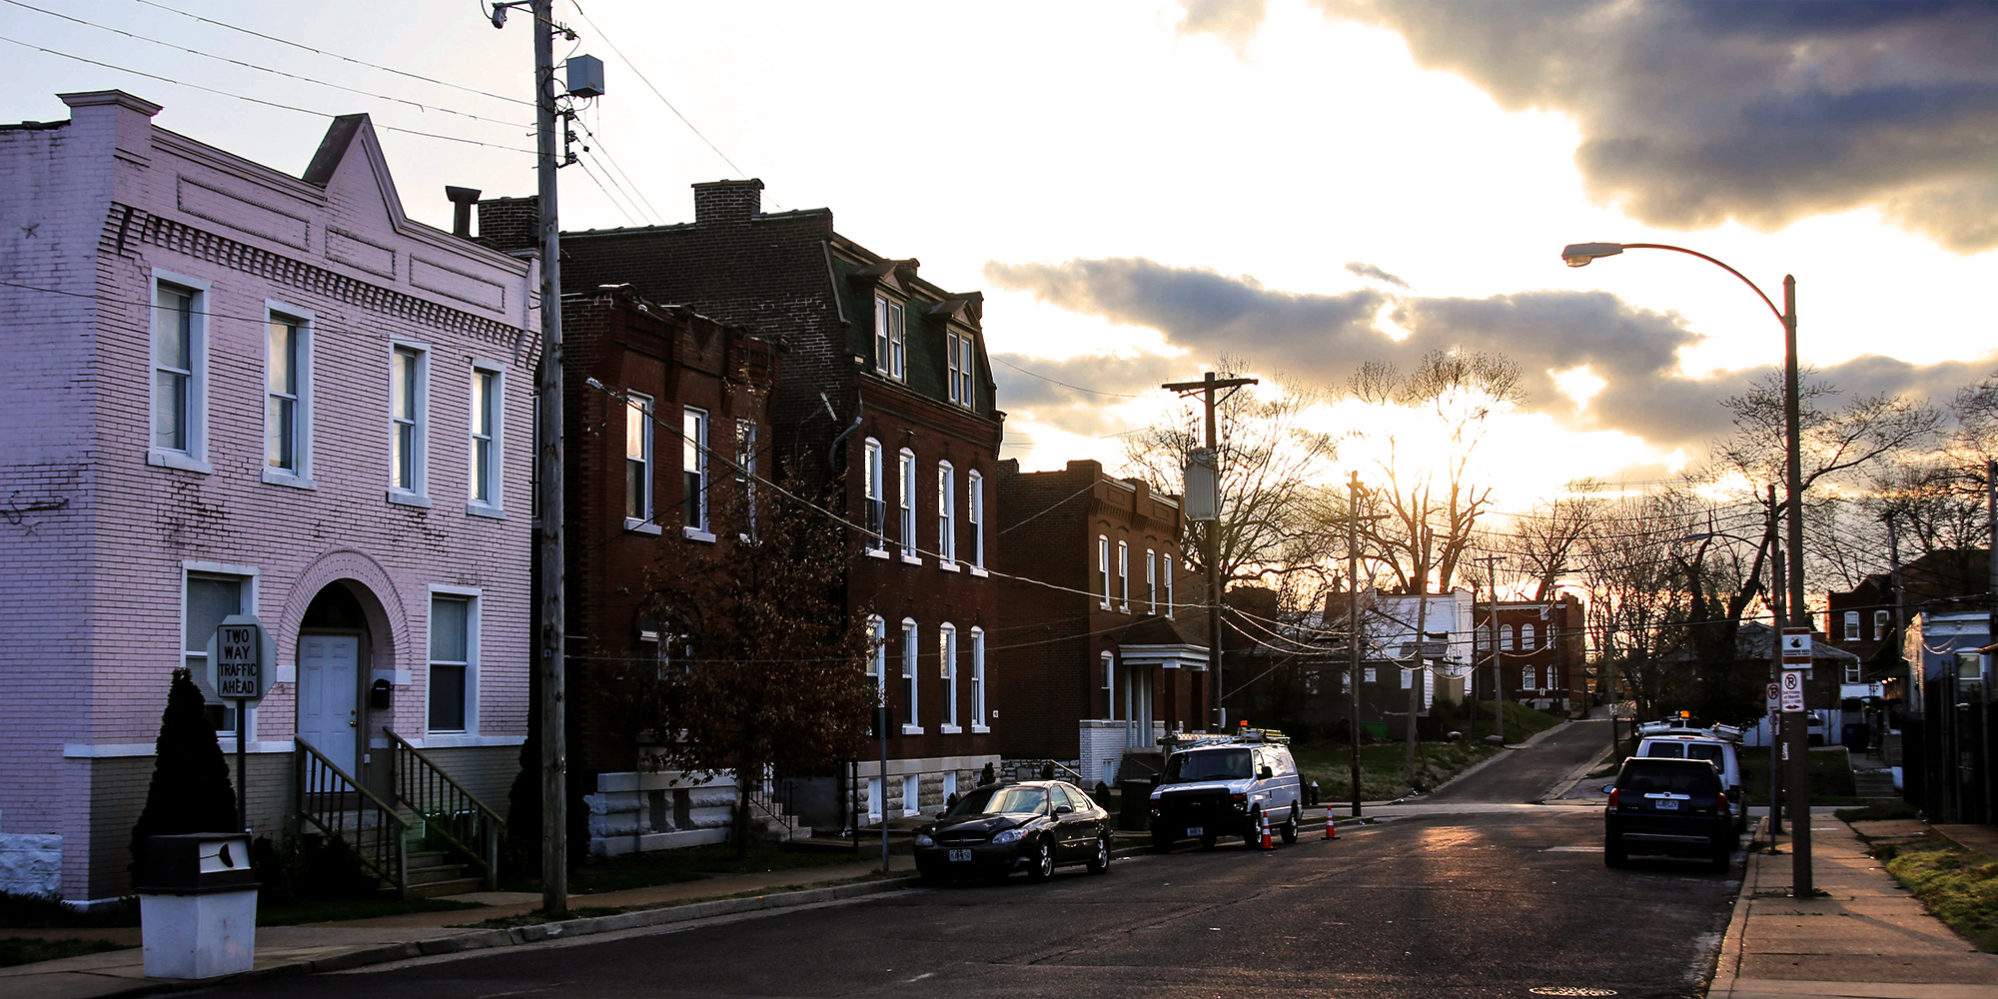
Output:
[{"xmin": 404, "ymin": 875, "xmax": 484, "ymax": 899}]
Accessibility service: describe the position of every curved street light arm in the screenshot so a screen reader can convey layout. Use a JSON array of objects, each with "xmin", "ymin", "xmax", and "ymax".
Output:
[{"xmin": 1617, "ymin": 243, "xmax": 1788, "ymax": 327}]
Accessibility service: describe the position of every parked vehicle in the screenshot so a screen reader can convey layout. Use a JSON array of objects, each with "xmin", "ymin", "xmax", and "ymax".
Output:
[
  {"xmin": 1636, "ymin": 733, "xmax": 1748, "ymax": 833},
  {"xmin": 1148, "ymin": 735, "xmax": 1303, "ymax": 851},
  {"xmin": 1604, "ymin": 757, "xmax": 1736, "ymax": 871},
  {"xmin": 912, "ymin": 781, "xmax": 1112, "ymax": 884}
]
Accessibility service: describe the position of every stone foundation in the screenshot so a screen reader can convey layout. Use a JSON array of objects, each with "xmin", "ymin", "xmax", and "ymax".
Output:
[{"xmin": 0, "ymin": 832, "xmax": 61, "ymax": 897}]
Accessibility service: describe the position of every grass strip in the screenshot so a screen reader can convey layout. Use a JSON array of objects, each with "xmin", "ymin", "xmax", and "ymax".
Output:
[{"xmin": 1876, "ymin": 837, "xmax": 1998, "ymax": 954}]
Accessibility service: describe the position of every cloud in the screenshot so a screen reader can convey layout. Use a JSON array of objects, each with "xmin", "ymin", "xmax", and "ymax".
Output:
[
  {"xmin": 1182, "ymin": 0, "xmax": 1998, "ymax": 253},
  {"xmin": 985, "ymin": 254, "xmax": 1990, "ymax": 453},
  {"xmin": 1345, "ymin": 261, "xmax": 1410, "ymax": 289}
]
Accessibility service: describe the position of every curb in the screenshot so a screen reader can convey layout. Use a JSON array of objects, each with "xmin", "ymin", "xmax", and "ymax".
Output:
[{"xmin": 1706, "ymin": 816, "xmax": 1766, "ymax": 998}]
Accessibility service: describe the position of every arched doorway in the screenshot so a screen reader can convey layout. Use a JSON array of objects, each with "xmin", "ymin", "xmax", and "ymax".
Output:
[{"xmin": 296, "ymin": 582, "xmax": 372, "ymax": 775}]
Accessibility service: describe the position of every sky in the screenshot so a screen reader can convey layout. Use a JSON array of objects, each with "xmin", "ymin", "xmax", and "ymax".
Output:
[{"xmin": 4, "ymin": 0, "xmax": 1994, "ymax": 516}]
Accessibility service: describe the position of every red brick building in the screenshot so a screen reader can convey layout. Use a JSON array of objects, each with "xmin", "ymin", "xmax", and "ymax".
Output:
[
  {"xmin": 1475, "ymin": 594, "xmax": 1588, "ymax": 716},
  {"xmin": 992, "ymin": 459, "xmax": 1207, "ymax": 786},
  {"xmin": 481, "ymin": 182, "xmax": 1003, "ymax": 825}
]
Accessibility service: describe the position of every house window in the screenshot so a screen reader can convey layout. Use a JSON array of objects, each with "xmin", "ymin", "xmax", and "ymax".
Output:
[
  {"xmin": 1098, "ymin": 536, "xmax": 1111, "ymax": 609},
  {"xmin": 939, "ymin": 623, "xmax": 959, "ymax": 730},
  {"xmin": 899, "ymin": 448, "xmax": 917, "ymax": 560},
  {"xmin": 390, "ymin": 343, "xmax": 429, "ymax": 499},
  {"xmin": 1846, "ymin": 659, "xmax": 1863, "ymax": 684},
  {"xmin": 184, "ymin": 569, "xmax": 249, "ymax": 735},
  {"xmin": 1502, "ymin": 624, "xmax": 1516, "ymax": 651},
  {"xmin": 624, "ymin": 393, "xmax": 653, "ymax": 527},
  {"xmin": 1522, "ymin": 665, "xmax": 1538, "ymax": 689},
  {"xmin": 264, "ymin": 310, "xmax": 311, "ymax": 480},
  {"xmin": 1873, "ymin": 609, "xmax": 1890, "ymax": 640},
  {"xmin": 1524, "ymin": 623, "xmax": 1538, "ymax": 650},
  {"xmin": 901, "ymin": 618, "xmax": 920, "ymax": 731},
  {"xmin": 946, "ymin": 330, "xmax": 975, "ymax": 407},
  {"xmin": 937, "ymin": 462, "xmax": 957, "ymax": 566},
  {"xmin": 863, "ymin": 438, "xmax": 886, "ymax": 551},
  {"xmin": 866, "ymin": 615, "xmax": 887, "ymax": 695},
  {"xmin": 902, "ymin": 773, "xmax": 920, "ymax": 817},
  {"xmin": 1164, "ymin": 556, "xmax": 1174, "ymax": 618},
  {"xmin": 151, "ymin": 278, "xmax": 207, "ymax": 467},
  {"xmin": 1118, "ymin": 541, "xmax": 1130, "ymax": 613},
  {"xmin": 1146, "ymin": 549, "xmax": 1157, "ymax": 613},
  {"xmin": 429, "ymin": 591, "xmax": 477, "ymax": 732},
  {"xmin": 967, "ymin": 470, "xmax": 985, "ymax": 570},
  {"xmin": 866, "ymin": 777, "xmax": 883, "ymax": 823},
  {"xmin": 683, "ymin": 407, "xmax": 710, "ymax": 537},
  {"xmin": 735, "ymin": 418, "xmax": 757, "ymax": 540},
  {"xmin": 1843, "ymin": 611, "xmax": 1860, "ymax": 641},
  {"xmin": 874, "ymin": 296, "xmax": 905, "ymax": 381},
  {"xmin": 1101, "ymin": 652, "xmax": 1116, "ymax": 720},
  {"xmin": 468, "ymin": 365, "xmax": 502, "ymax": 509},
  {"xmin": 970, "ymin": 627, "xmax": 987, "ymax": 730}
]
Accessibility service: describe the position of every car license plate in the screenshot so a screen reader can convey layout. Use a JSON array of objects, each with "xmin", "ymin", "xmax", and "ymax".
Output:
[
  {"xmin": 1186, "ymin": 826, "xmax": 1203, "ymax": 837},
  {"xmin": 1655, "ymin": 799, "xmax": 1680, "ymax": 810},
  {"xmin": 948, "ymin": 849, "xmax": 971, "ymax": 862}
]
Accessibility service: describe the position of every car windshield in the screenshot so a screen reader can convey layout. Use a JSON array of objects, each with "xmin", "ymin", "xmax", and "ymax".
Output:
[
  {"xmin": 1622, "ymin": 765, "xmax": 1715, "ymax": 794},
  {"xmin": 946, "ymin": 786, "xmax": 1048, "ymax": 817},
  {"xmin": 1166, "ymin": 748, "xmax": 1252, "ymax": 781}
]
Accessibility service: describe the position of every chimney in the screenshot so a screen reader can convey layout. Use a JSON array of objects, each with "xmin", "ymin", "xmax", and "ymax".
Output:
[
  {"xmin": 445, "ymin": 186, "xmax": 482, "ymax": 238},
  {"xmin": 475, "ymin": 195, "xmax": 539, "ymax": 252},
  {"xmin": 692, "ymin": 179, "xmax": 764, "ymax": 223}
]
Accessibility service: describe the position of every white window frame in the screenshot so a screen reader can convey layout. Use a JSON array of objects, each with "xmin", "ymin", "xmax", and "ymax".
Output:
[
  {"xmin": 902, "ymin": 773, "xmax": 920, "ymax": 817},
  {"xmin": 683, "ymin": 406, "xmax": 712, "ymax": 540},
  {"xmin": 866, "ymin": 615, "xmax": 888, "ymax": 698},
  {"xmin": 427, "ymin": 586, "xmax": 481, "ymax": 736},
  {"xmin": 735, "ymin": 417, "xmax": 757, "ymax": 541},
  {"xmin": 1118, "ymin": 540, "xmax": 1130, "ymax": 613},
  {"xmin": 1165, "ymin": 556, "xmax": 1175, "ymax": 619},
  {"xmin": 970, "ymin": 627, "xmax": 988, "ymax": 732},
  {"xmin": 863, "ymin": 437, "xmax": 887, "ymax": 555},
  {"xmin": 1098, "ymin": 535, "xmax": 1112, "ymax": 610},
  {"xmin": 1101, "ymin": 652, "xmax": 1116, "ymax": 721},
  {"xmin": 467, "ymin": 361, "xmax": 505, "ymax": 516},
  {"xmin": 1146, "ymin": 548, "xmax": 1157, "ymax": 613},
  {"xmin": 624, "ymin": 392, "xmax": 657, "ymax": 534},
  {"xmin": 939, "ymin": 623, "xmax": 960, "ymax": 732},
  {"xmin": 874, "ymin": 295, "xmax": 906, "ymax": 381},
  {"xmin": 1503, "ymin": 624, "xmax": 1516, "ymax": 651},
  {"xmin": 1524, "ymin": 623, "xmax": 1539, "ymax": 650},
  {"xmin": 261, "ymin": 303, "xmax": 313, "ymax": 487},
  {"xmin": 1522, "ymin": 664, "xmax": 1538, "ymax": 689},
  {"xmin": 900, "ymin": 618, "xmax": 921, "ymax": 733},
  {"xmin": 937, "ymin": 461, "xmax": 958, "ymax": 569},
  {"xmin": 946, "ymin": 330, "xmax": 975, "ymax": 407},
  {"xmin": 1843, "ymin": 611, "xmax": 1860, "ymax": 642},
  {"xmin": 388, "ymin": 341, "xmax": 431, "ymax": 505},
  {"xmin": 149, "ymin": 271, "xmax": 211, "ymax": 473},
  {"xmin": 1873, "ymin": 609, "xmax": 1890, "ymax": 639},
  {"xmin": 866, "ymin": 776, "xmax": 883, "ymax": 824},
  {"xmin": 898, "ymin": 448, "xmax": 919, "ymax": 563},
  {"xmin": 967, "ymin": 470, "xmax": 986, "ymax": 573},
  {"xmin": 182, "ymin": 561, "xmax": 259, "ymax": 742}
]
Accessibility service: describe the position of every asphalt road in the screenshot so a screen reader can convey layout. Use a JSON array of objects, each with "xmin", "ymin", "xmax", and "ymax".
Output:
[{"xmin": 189, "ymin": 722, "xmax": 1739, "ymax": 999}]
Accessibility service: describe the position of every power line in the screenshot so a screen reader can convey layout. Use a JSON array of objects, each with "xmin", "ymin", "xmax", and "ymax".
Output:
[{"xmin": 566, "ymin": 1, "xmax": 753, "ymax": 182}]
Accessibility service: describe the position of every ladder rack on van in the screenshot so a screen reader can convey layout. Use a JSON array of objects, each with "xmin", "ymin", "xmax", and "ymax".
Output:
[{"xmin": 1161, "ymin": 727, "xmax": 1291, "ymax": 750}]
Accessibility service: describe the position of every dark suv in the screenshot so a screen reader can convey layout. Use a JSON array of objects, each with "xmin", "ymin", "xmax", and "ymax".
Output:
[{"xmin": 1604, "ymin": 757, "xmax": 1736, "ymax": 871}]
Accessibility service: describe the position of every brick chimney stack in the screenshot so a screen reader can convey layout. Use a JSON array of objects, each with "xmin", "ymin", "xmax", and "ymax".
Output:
[
  {"xmin": 476, "ymin": 195, "xmax": 539, "ymax": 252},
  {"xmin": 692, "ymin": 179, "xmax": 764, "ymax": 223}
]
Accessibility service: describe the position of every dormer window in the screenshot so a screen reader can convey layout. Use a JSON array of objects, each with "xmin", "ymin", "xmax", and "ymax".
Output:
[
  {"xmin": 874, "ymin": 296, "xmax": 906, "ymax": 381},
  {"xmin": 947, "ymin": 330, "xmax": 975, "ymax": 407}
]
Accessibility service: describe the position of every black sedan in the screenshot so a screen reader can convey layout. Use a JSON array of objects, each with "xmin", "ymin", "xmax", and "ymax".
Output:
[{"xmin": 912, "ymin": 780, "xmax": 1113, "ymax": 884}]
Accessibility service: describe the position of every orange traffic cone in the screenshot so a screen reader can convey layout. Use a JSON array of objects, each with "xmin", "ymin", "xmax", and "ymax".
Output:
[
  {"xmin": 1259, "ymin": 809, "xmax": 1273, "ymax": 850},
  {"xmin": 1324, "ymin": 811, "xmax": 1338, "ymax": 840}
]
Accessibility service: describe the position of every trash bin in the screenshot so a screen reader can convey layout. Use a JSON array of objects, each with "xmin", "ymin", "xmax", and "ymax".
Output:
[
  {"xmin": 1118, "ymin": 779, "xmax": 1155, "ymax": 831},
  {"xmin": 136, "ymin": 833, "xmax": 258, "ymax": 979},
  {"xmin": 1841, "ymin": 722, "xmax": 1867, "ymax": 753}
]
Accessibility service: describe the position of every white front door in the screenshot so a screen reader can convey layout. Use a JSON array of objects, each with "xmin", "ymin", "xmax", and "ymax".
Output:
[
  {"xmin": 1126, "ymin": 668, "xmax": 1154, "ymax": 748},
  {"xmin": 298, "ymin": 634, "xmax": 360, "ymax": 774}
]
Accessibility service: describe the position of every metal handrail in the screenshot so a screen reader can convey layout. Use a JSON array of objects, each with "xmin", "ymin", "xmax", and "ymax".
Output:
[
  {"xmin": 294, "ymin": 736, "xmax": 408, "ymax": 896},
  {"xmin": 382, "ymin": 728, "xmax": 507, "ymax": 889},
  {"xmin": 743, "ymin": 766, "xmax": 798, "ymax": 836}
]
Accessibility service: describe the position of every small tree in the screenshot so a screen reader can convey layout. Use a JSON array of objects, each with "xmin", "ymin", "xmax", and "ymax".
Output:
[{"xmin": 129, "ymin": 668, "xmax": 238, "ymax": 884}]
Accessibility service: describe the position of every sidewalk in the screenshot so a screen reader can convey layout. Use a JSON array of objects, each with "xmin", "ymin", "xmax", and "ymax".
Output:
[{"xmin": 1708, "ymin": 812, "xmax": 1998, "ymax": 999}]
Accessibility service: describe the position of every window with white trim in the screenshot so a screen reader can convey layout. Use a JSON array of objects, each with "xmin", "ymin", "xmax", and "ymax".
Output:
[
  {"xmin": 264, "ymin": 309, "xmax": 311, "ymax": 481},
  {"xmin": 898, "ymin": 448, "xmax": 917, "ymax": 560},
  {"xmin": 939, "ymin": 623, "xmax": 959, "ymax": 730},
  {"xmin": 1098, "ymin": 535, "xmax": 1111, "ymax": 609},
  {"xmin": 1522, "ymin": 664, "xmax": 1538, "ymax": 689},
  {"xmin": 390, "ymin": 343, "xmax": 429, "ymax": 498},
  {"xmin": 683, "ymin": 407, "xmax": 710, "ymax": 536},
  {"xmin": 968, "ymin": 470, "xmax": 985, "ymax": 570},
  {"xmin": 185, "ymin": 568, "xmax": 250, "ymax": 735},
  {"xmin": 866, "ymin": 777, "xmax": 883, "ymax": 822},
  {"xmin": 1524, "ymin": 622, "xmax": 1539, "ymax": 650},
  {"xmin": 1145, "ymin": 549, "xmax": 1157, "ymax": 613},
  {"xmin": 902, "ymin": 773, "xmax": 920, "ymax": 817},
  {"xmin": 901, "ymin": 618, "xmax": 920, "ymax": 731},
  {"xmin": 1873, "ymin": 609, "xmax": 1890, "ymax": 640},
  {"xmin": 946, "ymin": 330, "xmax": 975, "ymax": 407},
  {"xmin": 937, "ymin": 462, "xmax": 957, "ymax": 566},
  {"xmin": 152, "ymin": 277, "xmax": 207, "ymax": 466},
  {"xmin": 874, "ymin": 296, "xmax": 906, "ymax": 381},
  {"xmin": 469, "ymin": 364, "xmax": 502, "ymax": 510},
  {"xmin": 1164, "ymin": 556, "xmax": 1174, "ymax": 618},
  {"xmin": 734, "ymin": 418, "xmax": 757, "ymax": 540},
  {"xmin": 1101, "ymin": 652, "xmax": 1116, "ymax": 721},
  {"xmin": 624, "ymin": 392, "xmax": 653, "ymax": 527},
  {"xmin": 970, "ymin": 627, "xmax": 987, "ymax": 730},
  {"xmin": 1502, "ymin": 624, "xmax": 1516, "ymax": 651},
  {"xmin": 863, "ymin": 438, "xmax": 886, "ymax": 551},
  {"xmin": 429, "ymin": 591, "xmax": 478, "ymax": 732},
  {"xmin": 1118, "ymin": 540, "xmax": 1130, "ymax": 613},
  {"xmin": 1843, "ymin": 611, "xmax": 1860, "ymax": 641},
  {"xmin": 866, "ymin": 615, "xmax": 887, "ymax": 694}
]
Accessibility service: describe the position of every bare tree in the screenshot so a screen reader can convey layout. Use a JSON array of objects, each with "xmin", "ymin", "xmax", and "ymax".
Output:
[
  {"xmin": 1574, "ymin": 490, "xmax": 1705, "ymax": 722},
  {"xmin": 1499, "ymin": 478, "xmax": 1612, "ymax": 600}
]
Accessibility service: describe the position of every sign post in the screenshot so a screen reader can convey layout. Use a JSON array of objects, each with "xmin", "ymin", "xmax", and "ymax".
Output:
[
  {"xmin": 207, "ymin": 615, "xmax": 274, "ymax": 831},
  {"xmin": 1780, "ymin": 625, "xmax": 1813, "ymax": 894}
]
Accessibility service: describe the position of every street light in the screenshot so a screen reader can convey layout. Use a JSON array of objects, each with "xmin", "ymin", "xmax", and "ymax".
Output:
[{"xmin": 1563, "ymin": 240, "xmax": 1812, "ymax": 896}]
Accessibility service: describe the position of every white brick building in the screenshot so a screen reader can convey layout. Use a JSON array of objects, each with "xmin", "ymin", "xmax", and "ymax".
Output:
[{"xmin": 0, "ymin": 91, "xmax": 539, "ymax": 904}]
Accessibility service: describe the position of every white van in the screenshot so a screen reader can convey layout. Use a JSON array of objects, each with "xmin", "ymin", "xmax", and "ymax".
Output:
[{"xmin": 1636, "ymin": 734, "xmax": 1747, "ymax": 832}]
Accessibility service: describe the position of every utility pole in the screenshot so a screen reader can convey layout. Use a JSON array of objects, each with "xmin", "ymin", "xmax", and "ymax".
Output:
[
  {"xmin": 1764, "ymin": 486, "xmax": 1783, "ymax": 839},
  {"xmin": 1347, "ymin": 472, "xmax": 1364, "ymax": 819},
  {"xmin": 1480, "ymin": 554, "xmax": 1505, "ymax": 743},
  {"xmin": 1405, "ymin": 527, "xmax": 1431, "ymax": 780},
  {"xmin": 1162, "ymin": 372, "xmax": 1257, "ymax": 731},
  {"xmin": 1985, "ymin": 460, "xmax": 1995, "ymax": 824}
]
